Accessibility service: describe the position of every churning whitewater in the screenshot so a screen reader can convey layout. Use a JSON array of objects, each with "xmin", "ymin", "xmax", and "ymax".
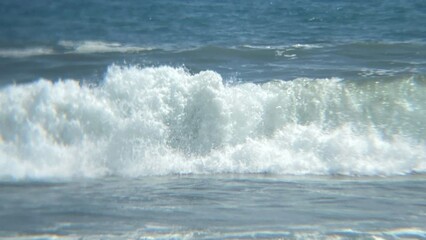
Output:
[{"xmin": 0, "ymin": 65, "xmax": 425, "ymax": 180}]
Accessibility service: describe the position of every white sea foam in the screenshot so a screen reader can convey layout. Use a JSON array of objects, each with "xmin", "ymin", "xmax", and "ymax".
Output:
[
  {"xmin": 59, "ymin": 40, "xmax": 152, "ymax": 54},
  {"xmin": 0, "ymin": 47, "xmax": 55, "ymax": 58},
  {"xmin": 291, "ymin": 43, "xmax": 323, "ymax": 49},
  {"xmin": 242, "ymin": 44, "xmax": 323, "ymax": 50},
  {"xmin": 0, "ymin": 65, "xmax": 425, "ymax": 180},
  {"xmin": 0, "ymin": 41, "xmax": 151, "ymax": 58},
  {"xmin": 10, "ymin": 227, "xmax": 425, "ymax": 239},
  {"xmin": 243, "ymin": 44, "xmax": 323, "ymax": 59}
]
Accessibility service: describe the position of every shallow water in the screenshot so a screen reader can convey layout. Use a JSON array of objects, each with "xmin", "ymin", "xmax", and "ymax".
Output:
[{"xmin": 1, "ymin": 175, "xmax": 426, "ymax": 239}]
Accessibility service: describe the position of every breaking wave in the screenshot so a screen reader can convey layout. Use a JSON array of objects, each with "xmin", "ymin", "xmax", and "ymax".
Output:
[
  {"xmin": 0, "ymin": 41, "xmax": 152, "ymax": 59},
  {"xmin": 58, "ymin": 40, "xmax": 152, "ymax": 54},
  {"xmin": 0, "ymin": 65, "xmax": 425, "ymax": 180},
  {"xmin": 0, "ymin": 47, "xmax": 55, "ymax": 58}
]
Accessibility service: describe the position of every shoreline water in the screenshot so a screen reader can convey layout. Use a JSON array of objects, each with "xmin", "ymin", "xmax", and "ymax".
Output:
[{"xmin": 1, "ymin": 174, "xmax": 426, "ymax": 239}]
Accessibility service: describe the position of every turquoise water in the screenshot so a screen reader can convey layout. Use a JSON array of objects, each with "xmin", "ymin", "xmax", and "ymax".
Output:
[{"xmin": 0, "ymin": 0, "xmax": 426, "ymax": 239}]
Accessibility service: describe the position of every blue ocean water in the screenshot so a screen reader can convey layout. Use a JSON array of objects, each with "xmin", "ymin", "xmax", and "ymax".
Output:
[{"xmin": 0, "ymin": 0, "xmax": 426, "ymax": 239}]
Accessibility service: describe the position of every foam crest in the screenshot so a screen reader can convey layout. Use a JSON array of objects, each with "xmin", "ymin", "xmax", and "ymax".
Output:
[
  {"xmin": 0, "ymin": 47, "xmax": 55, "ymax": 58},
  {"xmin": 242, "ymin": 44, "xmax": 323, "ymax": 50},
  {"xmin": 0, "ymin": 65, "xmax": 425, "ymax": 180},
  {"xmin": 59, "ymin": 40, "xmax": 152, "ymax": 54}
]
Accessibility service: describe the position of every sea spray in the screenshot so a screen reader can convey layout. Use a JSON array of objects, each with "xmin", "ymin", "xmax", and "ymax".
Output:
[{"xmin": 0, "ymin": 65, "xmax": 425, "ymax": 180}]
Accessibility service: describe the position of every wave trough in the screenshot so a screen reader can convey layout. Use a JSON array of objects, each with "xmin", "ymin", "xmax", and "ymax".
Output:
[{"xmin": 0, "ymin": 65, "xmax": 425, "ymax": 180}]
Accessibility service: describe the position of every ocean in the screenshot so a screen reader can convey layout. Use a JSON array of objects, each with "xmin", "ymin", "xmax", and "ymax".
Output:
[{"xmin": 0, "ymin": 0, "xmax": 425, "ymax": 239}]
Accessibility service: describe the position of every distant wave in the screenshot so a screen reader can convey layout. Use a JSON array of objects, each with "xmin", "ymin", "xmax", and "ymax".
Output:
[
  {"xmin": 0, "ymin": 65, "xmax": 425, "ymax": 180},
  {"xmin": 58, "ymin": 40, "xmax": 153, "ymax": 54},
  {"xmin": 0, "ymin": 47, "xmax": 55, "ymax": 58},
  {"xmin": 242, "ymin": 44, "xmax": 325, "ymax": 59},
  {"xmin": 0, "ymin": 41, "xmax": 152, "ymax": 58},
  {"xmin": 242, "ymin": 44, "xmax": 324, "ymax": 50}
]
